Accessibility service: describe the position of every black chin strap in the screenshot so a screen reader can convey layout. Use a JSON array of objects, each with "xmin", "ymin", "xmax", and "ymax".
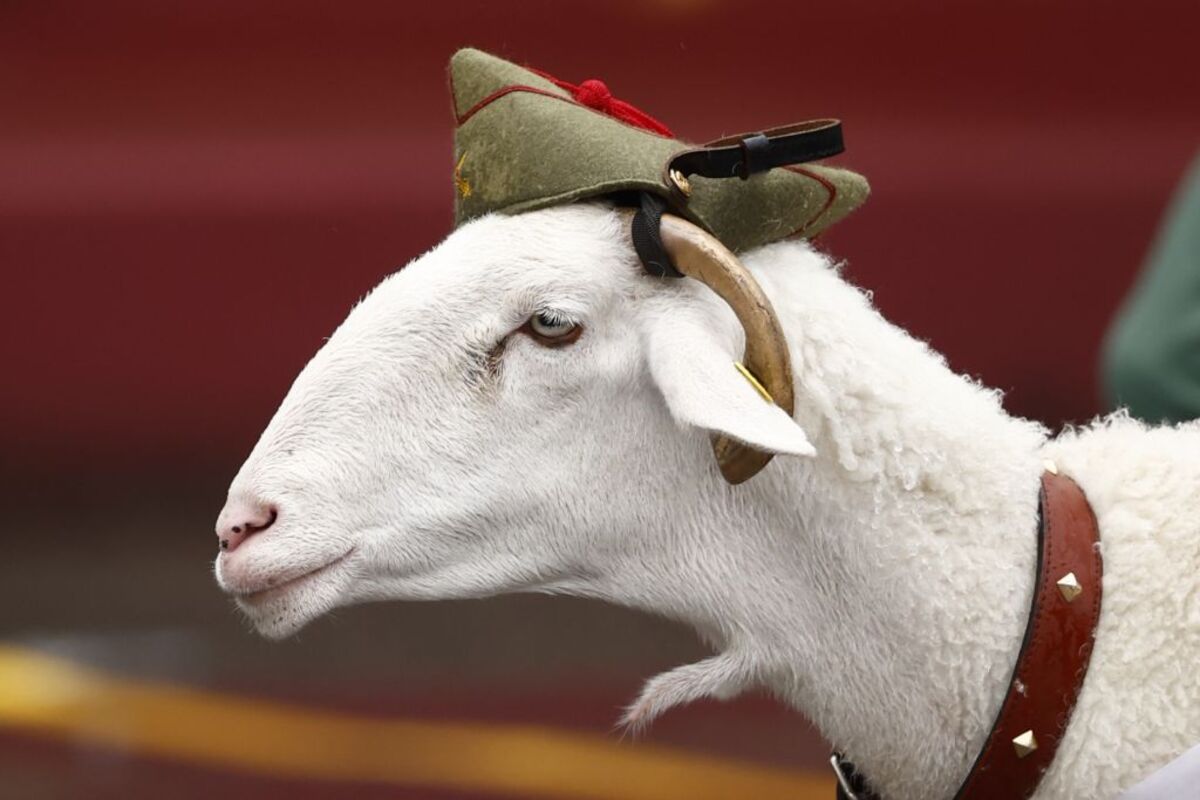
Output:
[{"xmin": 630, "ymin": 193, "xmax": 680, "ymax": 278}]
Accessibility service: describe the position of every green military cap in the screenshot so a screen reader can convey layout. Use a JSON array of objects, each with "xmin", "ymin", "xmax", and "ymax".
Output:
[{"xmin": 449, "ymin": 48, "xmax": 869, "ymax": 254}]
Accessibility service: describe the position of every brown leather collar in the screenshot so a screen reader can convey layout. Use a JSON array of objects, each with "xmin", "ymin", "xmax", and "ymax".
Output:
[{"xmin": 834, "ymin": 468, "xmax": 1104, "ymax": 800}]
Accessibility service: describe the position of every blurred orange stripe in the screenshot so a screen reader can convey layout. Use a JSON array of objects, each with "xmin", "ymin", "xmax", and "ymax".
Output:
[{"xmin": 0, "ymin": 644, "xmax": 832, "ymax": 800}]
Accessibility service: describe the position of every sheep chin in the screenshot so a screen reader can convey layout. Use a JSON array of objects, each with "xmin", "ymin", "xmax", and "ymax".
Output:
[
  {"xmin": 246, "ymin": 607, "xmax": 311, "ymax": 641},
  {"xmin": 234, "ymin": 562, "xmax": 351, "ymax": 640}
]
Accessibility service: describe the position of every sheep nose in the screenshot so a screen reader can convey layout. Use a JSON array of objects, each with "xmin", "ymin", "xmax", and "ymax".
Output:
[{"xmin": 216, "ymin": 499, "xmax": 277, "ymax": 552}]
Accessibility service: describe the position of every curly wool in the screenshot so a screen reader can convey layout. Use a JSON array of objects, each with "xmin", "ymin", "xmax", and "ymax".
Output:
[
  {"xmin": 620, "ymin": 235, "xmax": 1200, "ymax": 798},
  {"xmin": 617, "ymin": 238, "xmax": 1050, "ymax": 798}
]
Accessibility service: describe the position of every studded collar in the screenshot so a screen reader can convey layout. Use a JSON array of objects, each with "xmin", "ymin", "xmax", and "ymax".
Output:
[{"xmin": 833, "ymin": 467, "xmax": 1104, "ymax": 800}]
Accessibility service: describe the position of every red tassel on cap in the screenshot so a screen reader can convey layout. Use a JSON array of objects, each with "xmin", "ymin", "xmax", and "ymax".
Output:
[{"xmin": 530, "ymin": 69, "xmax": 674, "ymax": 137}]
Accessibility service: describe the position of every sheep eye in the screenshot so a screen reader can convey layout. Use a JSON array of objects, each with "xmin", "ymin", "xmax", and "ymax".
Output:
[{"xmin": 523, "ymin": 310, "xmax": 582, "ymax": 346}]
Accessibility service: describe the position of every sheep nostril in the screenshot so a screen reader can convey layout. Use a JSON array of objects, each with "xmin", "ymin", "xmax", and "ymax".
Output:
[
  {"xmin": 244, "ymin": 510, "xmax": 277, "ymax": 535},
  {"xmin": 216, "ymin": 502, "xmax": 278, "ymax": 553}
]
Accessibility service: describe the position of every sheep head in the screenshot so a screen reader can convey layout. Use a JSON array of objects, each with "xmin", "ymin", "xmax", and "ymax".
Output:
[{"xmin": 214, "ymin": 203, "xmax": 814, "ymax": 638}]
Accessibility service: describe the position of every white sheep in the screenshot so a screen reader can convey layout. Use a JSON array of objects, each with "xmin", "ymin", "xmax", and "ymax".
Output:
[{"xmin": 214, "ymin": 202, "xmax": 1200, "ymax": 799}]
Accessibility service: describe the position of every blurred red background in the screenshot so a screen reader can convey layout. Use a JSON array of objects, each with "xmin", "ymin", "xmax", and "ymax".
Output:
[
  {"xmin": 1, "ymin": 3, "xmax": 1198, "ymax": 797},
  {"xmin": 2, "ymin": 0, "xmax": 1198, "ymax": 486}
]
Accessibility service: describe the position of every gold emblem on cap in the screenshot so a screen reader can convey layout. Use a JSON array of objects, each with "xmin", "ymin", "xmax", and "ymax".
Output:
[
  {"xmin": 669, "ymin": 168, "xmax": 692, "ymax": 197},
  {"xmin": 1057, "ymin": 572, "xmax": 1082, "ymax": 602},
  {"xmin": 454, "ymin": 152, "xmax": 473, "ymax": 199},
  {"xmin": 1012, "ymin": 730, "xmax": 1038, "ymax": 758}
]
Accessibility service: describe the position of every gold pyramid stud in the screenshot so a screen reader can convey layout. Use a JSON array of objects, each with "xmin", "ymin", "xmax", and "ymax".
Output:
[
  {"xmin": 1012, "ymin": 730, "xmax": 1038, "ymax": 758},
  {"xmin": 1057, "ymin": 572, "xmax": 1083, "ymax": 602},
  {"xmin": 1043, "ymin": 459, "xmax": 1059, "ymax": 475}
]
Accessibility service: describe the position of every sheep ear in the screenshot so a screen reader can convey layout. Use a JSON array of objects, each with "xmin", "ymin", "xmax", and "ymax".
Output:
[{"xmin": 645, "ymin": 313, "xmax": 815, "ymax": 457}]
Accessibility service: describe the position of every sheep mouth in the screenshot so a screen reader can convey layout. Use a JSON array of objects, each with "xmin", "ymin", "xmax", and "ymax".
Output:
[{"xmin": 233, "ymin": 549, "xmax": 354, "ymax": 605}]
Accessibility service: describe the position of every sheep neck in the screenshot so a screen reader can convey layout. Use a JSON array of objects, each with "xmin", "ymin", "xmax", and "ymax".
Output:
[{"xmin": 605, "ymin": 246, "xmax": 1048, "ymax": 799}]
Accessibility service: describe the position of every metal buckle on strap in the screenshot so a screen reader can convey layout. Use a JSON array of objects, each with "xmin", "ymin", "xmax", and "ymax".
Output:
[{"xmin": 830, "ymin": 753, "xmax": 860, "ymax": 800}]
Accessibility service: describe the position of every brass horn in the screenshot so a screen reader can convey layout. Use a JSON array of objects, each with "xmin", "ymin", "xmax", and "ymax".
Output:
[{"xmin": 656, "ymin": 214, "xmax": 796, "ymax": 485}]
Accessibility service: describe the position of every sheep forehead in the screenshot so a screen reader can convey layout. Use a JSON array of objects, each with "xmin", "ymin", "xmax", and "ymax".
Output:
[
  {"xmin": 348, "ymin": 205, "xmax": 637, "ymax": 328},
  {"xmin": 271, "ymin": 204, "xmax": 645, "ymax": 424}
]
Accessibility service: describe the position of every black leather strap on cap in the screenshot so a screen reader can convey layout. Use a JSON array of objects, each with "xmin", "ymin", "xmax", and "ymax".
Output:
[
  {"xmin": 632, "ymin": 118, "xmax": 846, "ymax": 277},
  {"xmin": 670, "ymin": 119, "xmax": 844, "ymax": 182},
  {"xmin": 738, "ymin": 132, "xmax": 773, "ymax": 178}
]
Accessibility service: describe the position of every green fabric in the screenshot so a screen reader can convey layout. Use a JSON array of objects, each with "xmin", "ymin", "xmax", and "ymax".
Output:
[
  {"xmin": 450, "ymin": 48, "xmax": 567, "ymax": 114},
  {"xmin": 1103, "ymin": 153, "xmax": 1200, "ymax": 423},
  {"xmin": 449, "ymin": 48, "xmax": 869, "ymax": 253}
]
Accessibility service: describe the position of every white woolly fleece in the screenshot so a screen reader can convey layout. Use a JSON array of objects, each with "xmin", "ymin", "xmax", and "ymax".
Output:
[{"xmin": 217, "ymin": 204, "xmax": 1200, "ymax": 799}]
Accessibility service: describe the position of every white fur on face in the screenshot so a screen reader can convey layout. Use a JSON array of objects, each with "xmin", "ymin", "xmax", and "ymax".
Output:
[{"xmin": 214, "ymin": 203, "xmax": 811, "ymax": 638}]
